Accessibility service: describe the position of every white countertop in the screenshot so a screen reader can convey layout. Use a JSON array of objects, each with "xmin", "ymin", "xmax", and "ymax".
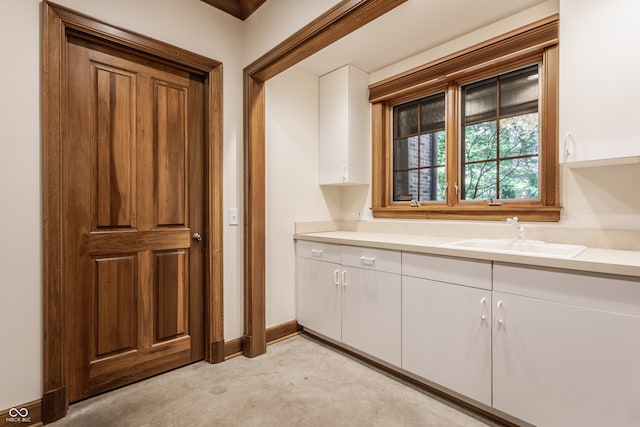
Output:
[{"xmin": 294, "ymin": 231, "xmax": 640, "ymax": 278}]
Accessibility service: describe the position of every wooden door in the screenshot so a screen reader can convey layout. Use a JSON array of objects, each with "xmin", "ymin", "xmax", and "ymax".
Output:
[{"xmin": 64, "ymin": 35, "xmax": 206, "ymax": 402}]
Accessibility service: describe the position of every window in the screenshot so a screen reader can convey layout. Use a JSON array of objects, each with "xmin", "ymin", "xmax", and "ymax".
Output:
[
  {"xmin": 461, "ymin": 65, "xmax": 539, "ymax": 201},
  {"xmin": 393, "ymin": 93, "xmax": 446, "ymax": 202},
  {"xmin": 370, "ymin": 17, "xmax": 559, "ymax": 221}
]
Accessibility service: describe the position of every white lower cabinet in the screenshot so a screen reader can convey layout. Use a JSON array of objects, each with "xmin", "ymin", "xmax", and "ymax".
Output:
[
  {"xmin": 342, "ymin": 266, "xmax": 401, "ymax": 366},
  {"xmin": 296, "ymin": 242, "xmax": 401, "ymax": 366},
  {"xmin": 296, "ymin": 240, "xmax": 640, "ymax": 426},
  {"xmin": 493, "ymin": 264, "xmax": 640, "ymax": 427},
  {"xmin": 401, "ymin": 253, "xmax": 493, "ymax": 406},
  {"xmin": 296, "ymin": 256, "xmax": 342, "ymax": 342},
  {"xmin": 403, "ymin": 276, "xmax": 492, "ymax": 405}
]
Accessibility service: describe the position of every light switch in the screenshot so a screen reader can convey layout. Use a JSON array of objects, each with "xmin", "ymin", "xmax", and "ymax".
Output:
[{"xmin": 229, "ymin": 208, "xmax": 239, "ymax": 226}]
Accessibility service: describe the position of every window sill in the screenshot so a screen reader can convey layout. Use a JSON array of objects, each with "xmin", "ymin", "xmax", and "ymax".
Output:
[{"xmin": 371, "ymin": 205, "xmax": 560, "ymax": 222}]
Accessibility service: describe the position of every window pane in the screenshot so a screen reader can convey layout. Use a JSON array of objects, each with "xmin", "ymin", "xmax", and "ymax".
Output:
[
  {"xmin": 394, "ymin": 170, "xmax": 412, "ymax": 201},
  {"xmin": 464, "ymin": 161, "xmax": 497, "ymax": 200},
  {"xmin": 464, "ymin": 121, "xmax": 497, "ymax": 162},
  {"xmin": 394, "ymin": 137, "xmax": 419, "ymax": 170},
  {"xmin": 499, "ymin": 157, "xmax": 539, "ymax": 199},
  {"xmin": 464, "ymin": 79, "xmax": 496, "ymax": 123},
  {"xmin": 500, "ymin": 65, "xmax": 538, "ymax": 117},
  {"xmin": 499, "ymin": 113, "xmax": 539, "ymax": 158},
  {"xmin": 394, "ymin": 102, "xmax": 418, "ymax": 137},
  {"xmin": 461, "ymin": 64, "xmax": 540, "ymax": 202},
  {"xmin": 420, "ymin": 93, "xmax": 445, "ymax": 132},
  {"xmin": 419, "ymin": 132, "xmax": 445, "ymax": 167},
  {"xmin": 392, "ymin": 92, "xmax": 446, "ymax": 203},
  {"xmin": 419, "ymin": 167, "xmax": 446, "ymax": 202}
]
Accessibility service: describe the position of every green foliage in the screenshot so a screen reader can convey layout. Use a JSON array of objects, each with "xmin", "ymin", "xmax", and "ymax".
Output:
[{"xmin": 464, "ymin": 113, "xmax": 539, "ymax": 200}]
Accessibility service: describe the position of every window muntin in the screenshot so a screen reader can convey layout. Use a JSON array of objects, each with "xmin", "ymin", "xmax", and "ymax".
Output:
[
  {"xmin": 392, "ymin": 93, "xmax": 446, "ymax": 202},
  {"xmin": 461, "ymin": 65, "xmax": 540, "ymax": 201}
]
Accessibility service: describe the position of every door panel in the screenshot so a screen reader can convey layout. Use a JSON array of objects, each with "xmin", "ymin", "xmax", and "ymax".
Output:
[
  {"xmin": 92, "ymin": 64, "xmax": 137, "ymax": 229},
  {"xmin": 65, "ymin": 36, "xmax": 205, "ymax": 402},
  {"xmin": 93, "ymin": 255, "xmax": 138, "ymax": 358}
]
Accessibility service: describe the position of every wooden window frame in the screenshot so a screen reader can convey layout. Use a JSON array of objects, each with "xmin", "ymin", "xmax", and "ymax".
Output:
[{"xmin": 370, "ymin": 15, "xmax": 560, "ymax": 222}]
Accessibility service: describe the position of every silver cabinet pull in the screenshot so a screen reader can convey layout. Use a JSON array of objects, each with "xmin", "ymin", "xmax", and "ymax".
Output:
[
  {"xmin": 192, "ymin": 232, "xmax": 203, "ymax": 242},
  {"xmin": 360, "ymin": 256, "xmax": 376, "ymax": 267}
]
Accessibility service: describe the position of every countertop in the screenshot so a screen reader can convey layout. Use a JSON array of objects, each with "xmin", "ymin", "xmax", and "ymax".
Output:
[{"xmin": 294, "ymin": 231, "xmax": 640, "ymax": 278}]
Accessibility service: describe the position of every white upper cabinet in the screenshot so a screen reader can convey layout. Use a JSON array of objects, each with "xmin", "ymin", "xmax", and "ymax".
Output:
[
  {"xmin": 319, "ymin": 65, "xmax": 370, "ymax": 185},
  {"xmin": 559, "ymin": 0, "xmax": 640, "ymax": 167}
]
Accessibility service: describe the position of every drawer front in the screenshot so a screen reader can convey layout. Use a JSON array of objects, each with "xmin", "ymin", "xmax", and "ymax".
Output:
[
  {"xmin": 296, "ymin": 240, "xmax": 341, "ymax": 263},
  {"xmin": 341, "ymin": 245, "xmax": 401, "ymax": 274},
  {"xmin": 402, "ymin": 252, "xmax": 491, "ymax": 290},
  {"xmin": 494, "ymin": 263, "xmax": 640, "ymax": 317}
]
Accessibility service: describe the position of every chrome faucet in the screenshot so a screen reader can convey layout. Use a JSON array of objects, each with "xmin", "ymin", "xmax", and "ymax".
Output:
[{"xmin": 506, "ymin": 216, "xmax": 525, "ymax": 240}]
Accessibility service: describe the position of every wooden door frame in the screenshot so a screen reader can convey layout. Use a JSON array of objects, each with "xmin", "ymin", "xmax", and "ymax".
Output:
[
  {"xmin": 241, "ymin": 0, "xmax": 407, "ymax": 357},
  {"xmin": 42, "ymin": 2, "xmax": 224, "ymax": 422}
]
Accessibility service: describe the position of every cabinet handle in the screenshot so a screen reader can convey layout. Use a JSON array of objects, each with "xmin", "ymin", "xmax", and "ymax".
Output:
[
  {"xmin": 497, "ymin": 300, "xmax": 504, "ymax": 326},
  {"xmin": 564, "ymin": 132, "xmax": 575, "ymax": 161},
  {"xmin": 360, "ymin": 256, "xmax": 376, "ymax": 267},
  {"xmin": 334, "ymin": 269, "xmax": 340, "ymax": 286},
  {"xmin": 480, "ymin": 297, "xmax": 487, "ymax": 321},
  {"xmin": 341, "ymin": 270, "xmax": 347, "ymax": 287},
  {"xmin": 311, "ymin": 249, "xmax": 323, "ymax": 258}
]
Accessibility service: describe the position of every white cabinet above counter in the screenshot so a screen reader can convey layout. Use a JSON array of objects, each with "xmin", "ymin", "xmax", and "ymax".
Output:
[
  {"xmin": 319, "ymin": 65, "xmax": 370, "ymax": 185},
  {"xmin": 559, "ymin": 0, "xmax": 640, "ymax": 168}
]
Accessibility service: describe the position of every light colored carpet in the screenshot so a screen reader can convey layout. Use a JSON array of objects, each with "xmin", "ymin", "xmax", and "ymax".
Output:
[{"xmin": 50, "ymin": 335, "xmax": 497, "ymax": 427}]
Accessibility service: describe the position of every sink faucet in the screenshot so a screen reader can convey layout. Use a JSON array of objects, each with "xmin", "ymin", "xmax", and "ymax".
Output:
[{"xmin": 506, "ymin": 216, "xmax": 525, "ymax": 240}]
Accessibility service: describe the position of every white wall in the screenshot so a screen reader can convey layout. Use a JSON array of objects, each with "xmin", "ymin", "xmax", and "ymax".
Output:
[
  {"xmin": 265, "ymin": 68, "xmax": 341, "ymax": 328},
  {"xmin": 0, "ymin": 0, "xmax": 42, "ymax": 411}
]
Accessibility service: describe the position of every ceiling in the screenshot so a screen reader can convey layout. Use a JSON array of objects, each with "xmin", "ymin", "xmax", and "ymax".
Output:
[
  {"xmin": 296, "ymin": 0, "xmax": 548, "ymax": 76},
  {"xmin": 201, "ymin": 0, "xmax": 551, "ymax": 74},
  {"xmin": 201, "ymin": 0, "xmax": 267, "ymax": 20}
]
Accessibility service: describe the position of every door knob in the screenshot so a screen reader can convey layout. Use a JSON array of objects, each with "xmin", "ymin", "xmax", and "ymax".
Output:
[{"xmin": 192, "ymin": 232, "xmax": 203, "ymax": 242}]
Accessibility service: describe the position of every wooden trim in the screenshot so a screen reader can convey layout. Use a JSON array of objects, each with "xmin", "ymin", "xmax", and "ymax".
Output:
[
  {"xmin": 265, "ymin": 320, "xmax": 302, "ymax": 343},
  {"xmin": 245, "ymin": 0, "xmax": 408, "ymax": 81},
  {"xmin": 41, "ymin": 388, "xmax": 65, "ymax": 425},
  {"xmin": 1, "ymin": 399, "xmax": 42, "ymax": 427},
  {"xmin": 224, "ymin": 337, "xmax": 244, "ymax": 359},
  {"xmin": 369, "ymin": 15, "xmax": 558, "ymax": 102},
  {"xmin": 242, "ymin": 0, "xmax": 407, "ymax": 358},
  {"xmin": 302, "ymin": 331, "xmax": 526, "ymax": 427},
  {"xmin": 42, "ymin": 1, "xmax": 224, "ymax": 419},
  {"xmin": 225, "ymin": 320, "xmax": 302, "ymax": 360}
]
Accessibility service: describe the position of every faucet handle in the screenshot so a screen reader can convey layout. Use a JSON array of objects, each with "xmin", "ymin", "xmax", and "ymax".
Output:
[{"xmin": 506, "ymin": 216, "xmax": 519, "ymax": 225}]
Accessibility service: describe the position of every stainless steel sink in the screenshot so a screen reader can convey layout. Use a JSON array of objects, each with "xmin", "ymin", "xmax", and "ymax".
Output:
[{"xmin": 440, "ymin": 238, "xmax": 587, "ymax": 259}]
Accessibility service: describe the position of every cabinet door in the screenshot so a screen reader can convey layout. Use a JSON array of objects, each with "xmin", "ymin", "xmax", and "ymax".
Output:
[
  {"xmin": 493, "ymin": 292, "xmax": 640, "ymax": 427},
  {"xmin": 560, "ymin": 0, "xmax": 640, "ymax": 165},
  {"xmin": 296, "ymin": 257, "xmax": 342, "ymax": 341},
  {"xmin": 402, "ymin": 276, "xmax": 491, "ymax": 405},
  {"xmin": 319, "ymin": 65, "xmax": 370, "ymax": 184},
  {"xmin": 341, "ymin": 267, "xmax": 401, "ymax": 366}
]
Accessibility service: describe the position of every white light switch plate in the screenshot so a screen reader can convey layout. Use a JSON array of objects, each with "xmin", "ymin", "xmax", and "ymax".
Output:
[{"xmin": 229, "ymin": 208, "xmax": 239, "ymax": 226}]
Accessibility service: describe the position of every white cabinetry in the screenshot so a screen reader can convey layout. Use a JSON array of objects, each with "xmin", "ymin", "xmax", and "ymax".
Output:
[
  {"xmin": 493, "ymin": 263, "xmax": 640, "ymax": 427},
  {"xmin": 319, "ymin": 65, "xmax": 370, "ymax": 184},
  {"xmin": 559, "ymin": 0, "xmax": 640, "ymax": 167},
  {"xmin": 341, "ymin": 246, "xmax": 401, "ymax": 366},
  {"xmin": 296, "ymin": 241, "xmax": 342, "ymax": 341},
  {"xmin": 296, "ymin": 242, "xmax": 401, "ymax": 366},
  {"xmin": 402, "ymin": 253, "xmax": 492, "ymax": 405}
]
